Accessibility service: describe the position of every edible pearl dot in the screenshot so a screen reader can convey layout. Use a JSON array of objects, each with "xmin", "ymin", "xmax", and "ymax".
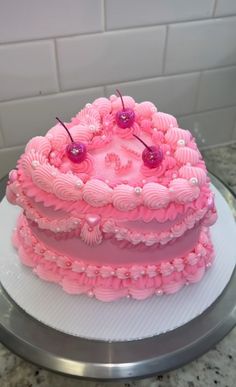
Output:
[
  {"xmin": 111, "ymin": 271, "xmax": 115, "ymax": 276},
  {"xmin": 89, "ymin": 124, "xmax": 96, "ymax": 131},
  {"xmin": 66, "ymin": 261, "xmax": 72, "ymax": 267},
  {"xmin": 206, "ymin": 262, "xmax": 212, "ymax": 268},
  {"xmin": 75, "ymin": 181, "xmax": 83, "ymax": 189},
  {"xmin": 186, "ymin": 162, "xmax": 192, "ymax": 166},
  {"xmin": 170, "ymin": 233, "xmax": 174, "ymax": 238},
  {"xmin": 172, "ymin": 173, "xmax": 177, "ymax": 179},
  {"xmin": 126, "ymin": 294, "xmax": 131, "ymax": 299},
  {"xmin": 190, "ymin": 177, "xmax": 198, "ymax": 186},
  {"xmin": 95, "ymin": 270, "xmax": 99, "ymax": 275},
  {"xmin": 31, "ymin": 160, "xmax": 39, "ymax": 169},
  {"xmin": 56, "ymin": 227, "xmax": 60, "ymax": 232},
  {"xmin": 88, "ymin": 227, "xmax": 93, "ymax": 232},
  {"xmin": 153, "ymin": 128, "xmax": 157, "ymax": 132},
  {"xmin": 86, "ymin": 103, "xmax": 92, "ymax": 108},
  {"xmin": 177, "ymin": 139, "xmax": 185, "ymax": 147},
  {"xmin": 115, "ymin": 228, "xmax": 119, "ymax": 233},
  {"xmin": 186, "ymin": 281, "xmax": 190, "ymax": 286},
  {"xmin": 166, "ymin": 151, "xmax": 170, "ymax": 156},
  {"xmin": 50, "ymin": 152, "xmax": 56, "ymax": 158},
  {"xmin": 101, "ymin": 135, "xmax": 106, "ymax": 140},
  {"xmin": 156, "ymin": 289, "xmax": 163, "ymax": 295},
  {"xmin": 134, "ymin": 187, "xmax": 142, "ymax": 195},
  {"xmin": 88, "ymin": 291, "xmax": 94, "ymax": 297},
  {"xmin": 141, "ymin": 270, "xmax": 145, "ymax": 275},
  {"xmin": 51, "ymin": 172, "xmax": 57, "ymax": 177},
  {"xmin": 125, "ymin": 272, "xmax": 129, "ymax": 277}
]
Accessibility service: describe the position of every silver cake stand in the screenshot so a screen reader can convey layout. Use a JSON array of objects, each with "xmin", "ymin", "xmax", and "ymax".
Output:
[{"xmin": 0, "ymin": 173, "xmax": 235, "ymax": 381}]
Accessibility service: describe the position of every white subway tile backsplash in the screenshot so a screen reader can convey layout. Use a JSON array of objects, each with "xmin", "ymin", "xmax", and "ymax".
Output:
[
  {"xmin": 197, "ymin": 66, "xmax": 236, "ymax": 111},
  {"xmin": 0, "ymin": 0, "xmax": 102, "ymax": 43},
  {"xmin": 0, "ymin": 41, "xmax": 58, "ymax": 102},
  {"xmin": 178, "ymin": 107, "xmax": 236, "ymax": 147},
  {"xmin": 105, "ymin": 0, "xmax": 214, "ymax": 30},
  {"xmin": 0, "ymin": 145, "xmax": 25, "ymax": 178},
  {"xmin": 0, "ymin": 88, "xmax": 104, "ymax": 147},
  {"xmin": 165, "ymin": 17, "xmax": 236, "ymax": 74},
  {"xmin": 215, "ymin": 0, "xmax": 236, "ymax": 17},
  {"xmin": 106, "ymin": 72, "xmax": 200, "ymax": 116},
  {"xmin": 57, "ymin": 27, "xmax": 166, "ymax": 90}
]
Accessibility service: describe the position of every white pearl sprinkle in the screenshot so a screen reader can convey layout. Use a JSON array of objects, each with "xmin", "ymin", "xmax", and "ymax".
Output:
[
  {"xmin": 50, "ymin": 152, "xmax": 56, "ymax": 158},
  {"xmin": 56, "ymin": 227, "xmax": 60, "ymax": 232},
  {"xmin": 134, "ymin": 187, "xmax": 142, "ymax": 195},
  {"xmin": 186, "ymin": 162, "xmax": 192, "ymax": 167},
  {"xmin": 89, "ymin": 124, "xmax": 96, "ymax": 131},
  {"xmin": 88, "ymin": 290, "xmax": 94, "ymax": 297},
  {"xmin": 141, "ymin": 270, "xmax": 145, "ymax": 275},
  {"xmin": 172, "ymin": 173, "xmax": 177, "ymax": 179},
  {"xmin": 206, "ymin": 262, "xmax": 212, "ymax": 268},
  {"xmin": 51, "ymin": 172, "xmax": 57, "ymax": 177},
  {"xmin": 166, "ymin": 151, "xmax": 170, "ymax": 156},
  {"xmin": 126, "ymin": 294, "xmax": 131, "ymax": 299},
  {"xmin": 111, "ymin": 271, "xmax": 115, "ymax": 276},
  {"xmin": 190, "ymin": 177, "xmax": 198, "ymax": 186},
  {"xmin": 186, "ymin": 281, "xmax": 190, "ymax": 286},
  {"xmin": 75, "ymin": 181, "xmax": 83, "ymax": 189},
  {"xmin": 153, "ymin": 128, "xmax": 157, "ymax": 132},
  {"xmin": 86, "ymin": 103, "xmax": 92, "ymax": 108},
  {"xmin": 156, "ymin": 289, "xmax": 163, "ymax": 295},
  {"xmin": 177, "ymin": 139, "xmax": 185, "ymax": 147},
  {"xmin": 101, "ymin": 135, "xmax": 106, "ymax": 140},
  {"xmin": 31, "ymin": 160, "xmax": 39, "ymax": 169}
]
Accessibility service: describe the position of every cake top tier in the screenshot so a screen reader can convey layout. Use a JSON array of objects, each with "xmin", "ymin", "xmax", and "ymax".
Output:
[{"xmin": 8, "ymin": 94, "xmax": 209, "ymax": 216}]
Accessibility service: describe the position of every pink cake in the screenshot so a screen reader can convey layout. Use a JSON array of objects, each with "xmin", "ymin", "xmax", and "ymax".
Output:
[{"xmin": 6, "ymin": 93, "xmax": 217, "ymax": 301}]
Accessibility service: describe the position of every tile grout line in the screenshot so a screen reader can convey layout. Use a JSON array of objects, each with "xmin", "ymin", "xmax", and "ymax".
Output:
[
  {"xmin": 162, "ymin": 25, "xmax": 169, "ymax": 75},
  {"xmin": 212, "ymin": 0, "xmax": 218, "ymax": 17},
  {"xmin": 101, "ymin": 0, "xmax": 106, "ymax": 32},
  {"xmin": 1, "ymin": 13, "xmax": 236, "ymax": 46},
  {"xmin": 52, "ymin": 39, "xmax": 62, "ymax": 92}
]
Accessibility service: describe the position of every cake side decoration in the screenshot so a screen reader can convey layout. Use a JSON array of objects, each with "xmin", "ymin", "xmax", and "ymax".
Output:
[{"xmin": 6, "ymin": 92, "xmax": 217, "ymax": 301}]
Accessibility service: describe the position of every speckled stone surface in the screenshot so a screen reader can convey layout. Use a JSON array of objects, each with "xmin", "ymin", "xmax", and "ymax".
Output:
[{"xmin": 0, "ymin": 143, "xmax": 236, "ymax": 387}]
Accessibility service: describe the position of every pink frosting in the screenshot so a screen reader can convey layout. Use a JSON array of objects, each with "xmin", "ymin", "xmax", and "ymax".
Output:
[
  {"xmin": 152, "ymin": 112, "xmax": 178, "ymax": 132},
  {"xmin": 13, "ymin": 214, "xmax": 215, "ymax": 301},
  {"xmin": 6, "ymin": 94, "xmax": 218, "ymax": 301}
]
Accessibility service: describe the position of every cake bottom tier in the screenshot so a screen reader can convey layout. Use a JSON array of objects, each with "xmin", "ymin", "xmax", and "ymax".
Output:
[{"xmin": 13, "ymin": 214, "xmax": 215, "ymax": 301}]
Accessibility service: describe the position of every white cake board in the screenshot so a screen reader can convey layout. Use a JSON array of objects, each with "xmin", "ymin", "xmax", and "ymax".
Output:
[{"xmin": 0, "ymin": 184, "xmax": 235, "ymax": 342}]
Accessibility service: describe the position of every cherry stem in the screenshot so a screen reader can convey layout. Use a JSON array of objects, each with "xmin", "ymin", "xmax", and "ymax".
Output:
[
  {"xmin": 133, "ymin": 134, "xmax": 152, "ymax": 152},
  {"xmin": 116, "ymin": 89, "xmax": 125, "ymax": 111},
  {"xmin": 56, "ymin": 117, "xmax": 74, "ymax": 143}
]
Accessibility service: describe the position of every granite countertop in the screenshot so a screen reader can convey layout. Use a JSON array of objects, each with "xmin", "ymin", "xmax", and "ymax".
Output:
[{"xmin": 0, "ymin": 143, "xmax": 236, "ymax": 387}]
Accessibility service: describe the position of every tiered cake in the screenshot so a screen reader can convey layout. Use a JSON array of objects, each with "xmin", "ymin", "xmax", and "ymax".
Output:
[{"xmin": 6, "ymin": 93, "xmax": 217, "ymax": 301}]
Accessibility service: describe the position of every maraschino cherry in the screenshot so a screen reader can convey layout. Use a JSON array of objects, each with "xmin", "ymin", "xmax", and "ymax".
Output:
[
  {"xmin": 56, "ymin": 117, "xmax": 87, "ymax": 163},
  {"xmin": 115, "ymin": 89, "xmax": 135, "ymax": 128},
  {"xmin": 133, "ymin": 134, "xmax": 163, "ymax": 169}
]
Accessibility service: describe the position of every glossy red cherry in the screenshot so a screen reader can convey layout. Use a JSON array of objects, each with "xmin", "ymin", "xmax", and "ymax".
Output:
[
  {"xmin": 115, "ymin": 89, "xmax": 135, "ymax": 129},
  {"xmin": 56, "ymin": 117, "xmax": 87, "ymax": 164},
  {"xmin": 133, "ymin": 134, "xmax": 163, "ymax": 169}
]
